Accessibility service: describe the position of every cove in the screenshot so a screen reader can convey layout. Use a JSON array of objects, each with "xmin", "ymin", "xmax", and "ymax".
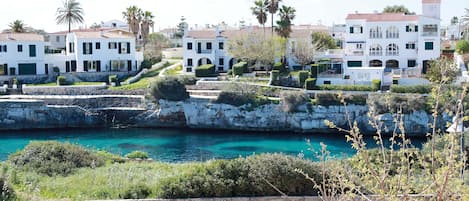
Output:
[{"xmin": 0, "ymin": 128, "xmax": 427, "ymax": 162}]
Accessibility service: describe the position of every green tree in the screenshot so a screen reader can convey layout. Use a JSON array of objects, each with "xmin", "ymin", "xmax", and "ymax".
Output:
[
  {"xmin": 251, "ymin": 0, "xmax": 269, "ymax": 35},
  {"xmin": 141, "ymin": 11, "xmax": 155, "ymax": 47},
  {"xmin": 451, "ymin": 16, "xmax": 459, "ymax": 25},
  {"xmin": 227, "ymin": 33, "xmax": 280, "ymax": 67},
  {"xmin": 267, "ymin": 0, "xmax": 282, "ymax": 34},
  {"xmin": 426, "ymin": 57, "xmax": 459, "ymax": 84},
  {"xmin": 275, "ymin": 5, "xmax": 296, "ymax": 38},
  {"xmin": 8, "ymin": 20, "xmax": 26, "ymax": 33},
  {"xmin": 456, "ymin": 40, "xmax": 469, "ymax": 54},
  {"xmin": 174, "ymin": 16, "xmax": 187, "ymax": 39},
  {"xmin": 123, "ymin": 6, "xmax": 143, "ymax": 41},
  {"xmin": 311, "ymin": 32, "xmax": 337, "ymax": 50},
  {"xmin": 56, "ymin": 0, "xmax": 85, "ymax": 33},
  {"xmin": 383, "ymin": 5, "xmax": 414, "ymax": 14},
  {"xmin": 292, "ymin": 38, "xmax": 319, "ymax": 70}
]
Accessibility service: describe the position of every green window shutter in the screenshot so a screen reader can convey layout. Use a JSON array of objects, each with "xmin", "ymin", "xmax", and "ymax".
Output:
[
  {"xmin": 415, "ymin": 25, "xmax": 418, "ymax": 32},
  {"xmin": 29, "ymin": 45, "xmax": 36, "ymax": 57},
  {"xmin": 350, "ymin": 27, "xmax": 354, "ymax": 33},
  {"xmin": 127, "ymin": 42, "xmax": 130, "ymax": 54},
  {"xmin": 83, "ymin": 61, "xmax": 88, "ymax": 72},
  {"xmin": 406, "ymin": 25, "xmax": 409, "ymax": 32},
  {"xmin": 360, "ymin": 27, "xmax": 363, "ymax": 33},
  {"xmin": 425, "ymin": 42, "xmax": 433, "ymax": 50}
]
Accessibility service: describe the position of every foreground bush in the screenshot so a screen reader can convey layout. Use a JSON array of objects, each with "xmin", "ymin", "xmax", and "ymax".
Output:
[
  {"xmin": 120, "ymin": 184, "xmax": 152, "ymax": 199},
  {"xmin": 158, "ymin": 154, "xmax": 320, "ymax": 198},
  {"xmin": 195, "ymin": 64, "xmax": 216, "ymax": 77},
  {"xmin": 0, "ymin": 177, "xmax": 15, "ymax": 201},
  {"xmin": 367, "ymin": 93, "xmax": 428, "ymax": 114},
  {"xmin": 9, "ymin": 141, "xmax": 104, "ymax": 176},
  {"xmin": 390, "ymin": 85, "xmax": 432, "ymax": 94},
  {"xmin": 149, "ymin": 76, "xmax": 189, "ymax": 101},
  {"xmin": 215, "ymin": 91, "xmax": 270, "ymax": 108},
  {"xmin": 280, "ymin": 91, "xmax": 309, "ymax": 113},
  {"xmin": 125, "ymin": 151, "xmax": 149, "ymax": 160},
  {"xmin": 273, "ymin": 62, "xmax": 286, "ymax": 73},
  {"xmin": 315, "ymin": 93, "xmax": 368, "ymax": 106},
  {"xmin": 56, "ymin": 76, "xmax": 67, "ymax": 86}
]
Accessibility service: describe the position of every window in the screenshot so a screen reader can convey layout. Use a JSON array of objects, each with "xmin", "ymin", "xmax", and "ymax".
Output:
[
  {"xmin": 369, "ymin": 26, "xmax": 383, "ymax": 38},
  {"xmin": 96, "ymin": 42, "xmax": 101, "ymax": 50},
  {"xmin": 108, "ymin": 42, "xmax": 117, "ymax": 49},
  {"xmin": 408, "ymin": 60, "xmax": 417, "ymax": 67},
  {"xmin": 422, "ymin": 24, "xmax": 438, "ymax": 36},
  {"xmin": 17, "ymin": 45, "xmax": 23, "ymax": 52},
  {"xmin": 187, "ymin": 42, "xmax": 193, "ymax": 50},
  {"xmin": 347, "ymin": 61, "xmax": 362, "ymax": 67},
  {"xmin": 0, "ymin": 45, "xmax": 7, "ymax": 52},
  {"xmin": 369, "ymin": 44, "xmax": 382, "ymax": 56},
  {"xmin": 350, "ymin": 25, "xmax": 363, "ymax": 34},
  {"xmin": 29, "ymin": 45, "xmax": 36, "ymax": 57},
  {"xmin": 219, "ymin": 58, "xmax": 224, "ymax": 66},
  {"xmin": 56, "ymin": 36, "xmax": 60, "ymax": 42},
  {"xmin": 69, "ymin": 42, "xmax": 75, "ymax": 53},
  {"xmin": 356, "ymin": 44, "xmax": 363, "ymax": 49},
  {"xmin": 83, "ymin": 42, "xmax": 92, "ymax": 55},
  {"xmin": 406, "ymin": 42, "xmax": 416, "ymax": 49},
  {"xmin": 425, "ymin": 42, "xmax": 434, "ymax": 50},
  {"xmin": 206, "ymin": 42, "xmax": 212, "ymax": 50},
  {"xmin": 406, "ymin": 24, "xmax": 419, "ymax": 32},
  {"xmin": 386, "ymin": 43, "xmax": 399, "ymax": 56},
  {"xmin": 187, "ymin": 68, "xmax": 192, "ymax": 72},
  {"xmin": 219, "ymin": 42, "xmax": 224, "ymax": 50},
  {"xmin": 386, "ymin": 26, "xmax": 399, "ymax": 38},
  {"xmin": 187, "ymin": 58, "xmax": 193, "ymax": 66}
]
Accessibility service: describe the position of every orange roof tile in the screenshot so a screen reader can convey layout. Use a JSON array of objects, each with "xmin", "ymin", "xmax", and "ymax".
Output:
[
  {"xmin": 74, "ymin": 31, "xmax": 134, "ymax": 39},
  {"xmin": 346, "ymin": 13, "xmax": 420, "ymax": 22},
  {"xmin": 0, "ymin": 33, "xmax": 44, "ymax": 42}
]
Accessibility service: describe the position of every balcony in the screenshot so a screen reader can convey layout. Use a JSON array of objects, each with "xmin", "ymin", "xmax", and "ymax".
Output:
[
  {"xmin": 345, "ymin": 50, "xmax": 364, "ymax": 56},
  {"xmin": 422, "ymin": 32, "xmax": 438, "ymax": 37}
]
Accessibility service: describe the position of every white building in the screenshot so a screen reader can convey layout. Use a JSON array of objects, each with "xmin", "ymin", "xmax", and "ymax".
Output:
[
  {"xmin": 101, "ymin": 20, "xmax": 129, "ymax": 30},
  {"xmin": 0, "ymin": 33, "xmax": 46, "ymax": 75},
  {"xmin": 343, "ymin": 0, "xmax": 441, "ymax": 76}
]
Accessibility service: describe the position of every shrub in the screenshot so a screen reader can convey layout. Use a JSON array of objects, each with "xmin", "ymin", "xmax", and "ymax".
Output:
[
  {"xmin": 0, "ymin": 177, "xmax": 15, "ymax": 201},
  {"xmin": 319, "ymin": 85, "xmax": 374, "ymax": 91},
  {"xmin": 8, "ymin": 141, "xmax": 104, "ymax": 176},
  {"xmin": 280, "ymin": 91, "xmax": 309, "ymax": 113},
  {"xmin": 310, "ymin": 64, "xmax": 318, "ymax": 78},
  {"xmin": 157, "ymin": 154, "xmax": 320, "ymax": 198},
  {"xmin": 141, "ymin": 59, "xmax": 153, "ymax": 69},
  {"xmin": 195, "ymin": 64, "xmax": 216, "ymax": 77},
  {"xmin": 456, "ymin": 40, "xmax": 469, "ymax": 54},
  {"xmin": 371, "ymin": 79, "xmax": 381, "ymax": 91},
  {"xmin": 178, "ymin": 75, "xmax": 197, "ymax": 85},
  {"xmin": 12, "ymin": 78, "xmax": 18, "ymax": 85},
  {"xmin": 273, "ymin": 62, "xmax": 286, "ymax": 73},
  {"xmin": 390, "ymin": 85, "xmax": 432, "ymax": 94},
  {"xmin": 305, "ymin": 78, "xmax": 317, "ymax": 90},
  {"xmin": 149, "ymin": 77, "xmax": 189, "ymax": 101},
  {"xmin": 298, "ymin": 71, "xmax": 310, "ymax": 88},
  {"xmin": 232, "ymin": 62, "xmax": 247, "ymax": 76},
  {"xmin": 315, "ymin": 93, "xmax": 368, "ymax": 106},
  {"xmin": 56, "ymin": 76, "xmax": 67, "ymax": 86},
  {"xmin": 215, "ymin": 91, "xmax": 256, "ymax": 107},
  {"xmin": 270, "ymin": 70, "xmax": 280, "ymax": 86},
  {"xmin": 120, "ymin": 184, "xmax": 152, "ymax": 199},
  {"xmin": 108, "ymin": 75, "xmax": 118, "ymax": 85},
  {"xmin": 367, "ymin": 93, "xmax": 428, "ymax": 114},
  {"xmin": 125, "ymin": 151, "xmax": 149, "ymax": 160}
]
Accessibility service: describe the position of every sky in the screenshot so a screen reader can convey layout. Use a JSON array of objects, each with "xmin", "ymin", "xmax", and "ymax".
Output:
[{"xmin": 0, "ymin": 0, "xmax": 467, "ymax": 32}]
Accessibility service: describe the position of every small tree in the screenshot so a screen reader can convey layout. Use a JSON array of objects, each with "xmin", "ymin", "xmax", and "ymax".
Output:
[
  {"xmin": 227, "ymin": 33, "xmax": 278, "ymax": 68},
  {"xmin": 279, "ymin": 91, "xmax": 308, "ymax": 113},
  {"xmin": 426, "ymin": 57, "xmax": 459, "ymax": 84},
  {"xmin": 149, "ymin": 76, "xmax": 189, "ymax": 101},
  {"xmin": 292, "ymin": 38, "xmax": 318, "ymax": 70},
  {"xmin": 311, "ymin": 32, "xmax": 337, "ymax": 50},
  {"xmin": 456, "ymin": 40, "xmax": 469, "ymax": 54}
]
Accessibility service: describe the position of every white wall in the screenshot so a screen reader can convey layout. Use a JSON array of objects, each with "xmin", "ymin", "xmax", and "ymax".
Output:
[{"xmin": 0, "ymin": 40, "xmax": 46, "ymax": 75}]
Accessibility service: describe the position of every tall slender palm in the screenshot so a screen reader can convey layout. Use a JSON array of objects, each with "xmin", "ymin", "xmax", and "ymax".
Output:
[
  {"xmin": 56, "ymin": 0, "xmax": 85, "ymax": 33},
  {"xmin": 123, "ymin": 6, "xmax": 143, "ymax": 41},
  {"xmin": 251, "ymin": 0, "xmax": 269, "ymax": 35},
  {"xmin": 9, "ymin": 20, "xmax": 26, "ymax": 33},
  {"xmin": 275, "ymin": 5, "xmax": 296, "ymax": 38},
  {"xmin": 267, "ymin": 0, "xmax": 282, "ymax": 34},
  {"xmin": 141, "ymin": 11, "xmax": 155, "ymax": 47}
]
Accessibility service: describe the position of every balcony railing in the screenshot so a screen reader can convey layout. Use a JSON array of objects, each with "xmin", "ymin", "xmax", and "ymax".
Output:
[
  {"xmin": 345, "ymin": 50, "xmax": 364, "ymax": 56},
  {"xmin": 422, "ymin": 32, "xmax": 438, "ymax": 37}
]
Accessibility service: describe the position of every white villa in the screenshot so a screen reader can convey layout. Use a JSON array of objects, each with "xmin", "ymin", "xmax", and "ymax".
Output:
[{"xmin": 0, "ymin": 33, "xmax": 46, "ymax": 75}]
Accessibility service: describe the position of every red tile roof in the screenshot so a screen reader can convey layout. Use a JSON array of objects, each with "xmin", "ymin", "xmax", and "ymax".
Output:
[
  {"xmin": 49, "ymin": 28, "xmax": 118, "ymax": 35},
  {"xmin": 0, "ymin": 33, "xmax": 44, "ymax": 42},
  {"xmin": 422, "ymin": 0, "xmax": 441, "ymax": 3},
  {"xmin": 346, "ymin": 13, "xmax": 420, "ymax": 22},
  {"xmin": 186, "ymin": 26, "xmax": 329, "ymax": 39}
]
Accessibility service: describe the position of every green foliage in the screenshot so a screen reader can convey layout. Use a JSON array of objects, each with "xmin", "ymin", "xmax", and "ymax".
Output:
[
  {"xmin": 0, "ymin": 177, "xmax": 15, "ymax": 201},
  {"xmin": 215, "ymin": 91, "xmax": 270, "ymax": 108},
  {"xmin": 280, "ymin": 91, "xmax": 309, "ymax": 113},
  {"xmin": 425, "ymin": 57, "xmax": 459, "ymax": 84},
  {"xmin": 125, "ymin": 151, "xmax": 149, "ymax": 160},
  {"xmin": 383, "ymin": 5, "xmax": 414, "ymax": 14},
  {"xmin": 319, "ymin": 85, "xmax": 374, "ymax": 91},
  {"xmin": 390, "ymin": 85, "xmax": 432, "ymax": 94},
  {"xmin": 158, "ymin": 154, "xmax": 320, "ymax": 198},
  {"xmin": 305, "ymin": 78, "xmax": 317, "ymax": 90},
  {"xmin": 108, "ymin": 75, "xmax": 118, "ymax": 84},
  {"xmin": 371, "ymin": 79, "xmax": 381, "ymax": 91},
  {"xmin": 140, "ymin": 59, "xmax": 154, "ymax": 69},
  {"xmin": 177, "ymin": 75, "xmax": 197, "ymax": 85},
  {"xmin": 315, "ymin": 93, "xmax": 368, "ymax": 106},
  {"xmin": 310, "ymin": 64, "xmax": 318, "ymax": 78},
  {"xmin": 298, "ymin": 71, "xmax": 310, "ymax": 88},
  {"xmin": 311, "ymin": 32, "xmax": 337, "ymax": 50},
  {"xmin": 270, "ymin": 70, "xmax": 280, "ymax": 86},
  {"xmin": 273, "ymin": 62, "xmax": 286, "ymax": 73},
  {"xmin": 195, "ymin": 64, "xmax": 216, "ymax": 77},
  {"xmin": 120, "ymin": 184, "xmax": 152, "ymax": 199},
  {"xmin": 367, "ymin": 93, "xmax": 428, "ymax": 114},
  {"xmin": 56, "ymin": 76, "xmax": 67, "ymax": 86},
  {"xmin": 149, "ymin": 76, "xmax": 189, "ymax": 101},
  {"xmin": 232, "ymin": 62, "xmax": 247, "ymax": 76},
  {"xmin": 456, "ymin": 40, "xmax": 469, "ymax": 54},
  {"xmin": 8, "ymin": 141, "xmax": 104, "ymax": 176},
  {"xmin": 53, "ymin": 66, "xmax": 60, "ymax": 73},
  {"xmin": 12, "ymin": 78, "xmax": 18, "ymax": 85}
]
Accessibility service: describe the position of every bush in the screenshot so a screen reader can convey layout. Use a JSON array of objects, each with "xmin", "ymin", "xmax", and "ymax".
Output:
[
  {"xmin": 270, "ymin": 70, "xmax": 280, "ymax": 86},
  {"xmin": 0, "ymin": 177, "xmax": 15, "ymax": 201},
  {"xmin": 125, "ymin": 151, "xmax": 149, "ymax": 160},
  {"xmin": 280, "ymin": 91, "xmax": 309, "ymax": 113},
  {"xmin": 456, "ymin": 40, "xmax": 469, "ymax": 54},
  {"xmin": 367, "ymin": 93, "xmax": 428, "ymax": 114},
  {"xmin": 178, "ymin": 75, "xmax": 197, "ymax": 85},
  {"xmin": 12, "ymin": 78, "xmax": 18, "ymax": 85},
  {"xmin": 108, "ymin": 75, "xmax": 118, "ymax": 85},
  {"xmin": 305, "ymin": 78, "xmax": 317, "ymax": 90},
  {"xmin": 232, "ymin": 62, "xmax": 247, "ymax": 76},
  {"xmin": 215, "ymin": 91, "xmax": 256, "ymax": 107},
  {"xmin": 120, "ymin": 184, "xmax": 152, "ymax": 199},
  {"xmin": 298, "ymin": 71, "xmax": 310, "ymax": 88},
  {"xmin": 8, "ymin": 141, "xmax": 104, "ymax": 176},
  {"xmin": 56, "ymin": 76, "xmax": 67, "ymax": 86},
  {"xmin": 319, "ymin": 85, "xmax": 374, "ymax": 91},
  {"xmin": 371, "ymin": 79, "xmax": 381, "ymax": 91},
  {"xmin": 157, "ymin": 154, "xmax": 320, "ymax": 198},
  {"xmin": 195, "ymin": 64, "xmax": 216, "ymax": 77},
  {"xmin": 141, "ymin": 59, "xmax": 153, "ymax": 69},
  {"xmin": 315, "ymin": 93, "xmax": 368, "ymax": 106},
  {"xmin": 149, "ymin": 76, "xmax": 189, "ymax": 101},
  {"xmin": 310, "ymin": 64, "xmax": 318, "ymax": 78},
  {"xmin": 273, "ymin": 62, "xmax": 286, "ymax": 73},
  {"xmin": 390, "ymin": 85, "xmax": 432, "ymax": 94}
]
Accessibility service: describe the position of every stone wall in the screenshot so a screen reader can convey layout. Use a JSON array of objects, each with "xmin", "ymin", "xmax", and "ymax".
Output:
[
  {"xmin": 23, "ymin": 85, "xmax": 108, "ymax": 95},
  {"xmin": 37, "ymin": 95, "xmax": 145, "ymax": 109},
  {"xmin": 0, "ymin": 75, "xmax": 53, "ymax": 85}
]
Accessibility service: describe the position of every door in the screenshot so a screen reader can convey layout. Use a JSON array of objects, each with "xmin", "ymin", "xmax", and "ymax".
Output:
[
  {"xmin": 127, "ymin": 60, "xmax": 132, "ymax": 71},
  {"xmin": 422, "ymin": 60, "xmax": 430, "ymax": 74},
  {"xmin": 18, "ymin": 63, "xmax": 37, "ymax": 75},
  {"xmin": 66, "ymin": 61, "xmax": 70, "ymax": 72},
  {"xmin": 45, "ymin": 64, "xmax": 49, "ymax": 75},
  {"xmin": 96, "ymin": 61, "xmax": 101, "ymax": 72},
  {"xmin": 197, "ymin": 43, "xmax": 201, "ymax": 53},
  {"xmin": 71, "ymin": 60, "xmax": 77, "ymax": 72}
]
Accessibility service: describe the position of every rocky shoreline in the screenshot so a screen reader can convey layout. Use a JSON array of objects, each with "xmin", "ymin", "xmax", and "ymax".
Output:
[{"xmin": 0, "ymin": 96, "xmax": 450, "ymax": 136}]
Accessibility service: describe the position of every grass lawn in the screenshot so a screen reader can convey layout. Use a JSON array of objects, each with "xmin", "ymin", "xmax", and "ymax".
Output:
[
  {"xmin": 111, "ymin": 66, "xmax": 166, "ymax": 90},
  {"xmin": 163, "ymin": 65, "xmax": 183, "ymax": 76}
]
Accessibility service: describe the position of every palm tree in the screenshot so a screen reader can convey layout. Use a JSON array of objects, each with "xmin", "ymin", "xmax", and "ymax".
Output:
[
  {"xmin": 56, "ymin": 0, "xmax": 85, "ymax": 33},
  {"xmin": 141, "ymin": 11, "xmax": 155, "ymax": 47},
  {"xmin": 9, "ymin": 20, "xmax": 26, "ymax": 33},
  {"xmin": 267, "ymin": 0, "xmax": 282, "ymax": 34},
  {"xmin": 251, "ymin": 0, "xmax": 268, "ymax": 35},
  {"xmin": 123, "ymin": 6, "xmax": 143, "ymax": 41},
  {"xmin": 275, "ymin": 5, "xmax": 296, "ymax": 38}
]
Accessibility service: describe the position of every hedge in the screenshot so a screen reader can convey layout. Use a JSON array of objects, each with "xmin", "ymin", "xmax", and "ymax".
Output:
[
  {"xmin": 305, "ymin": 78, "xmax": 317, "ymax": 90},
  {"xmin": 315, "ymin": 93, "xmax": 368, "ymax": 106},
  {"xmin": 149, "ymin": 76, "xmax": 189, "ymax": 101},
  {"xmin": 195, "ymin": 64, "xmax": 216, "ymax": 77},
  {"xmin": 298, "ymin": 71, "xmax": 310, "ymax": 88},
  {"xmin": 319, "ymin": 85, "xmax": 374, "ymax": 91},
  {"xmin": 56, "ymin": 76, "xmax": 67, "ymax": 86},
  {"xmin": 270, "ymin": 70, "xmax": 280, "ymax": 86},
  {"xmin": 390, "ymin": 85, "xmax": 432, "ymax": 94},
  {"xmin": 273, "ymin": 62, "xmax": 286, "ymax": 73},
  {"xmin": 371, "ymin": 79, "xmax": 381, "ymax": 91},
  {"xmin": 232, "ymin": 62, "xmax": 247, "ymax": 76},
  {"xmin": 214, "ymin": 91, "xmax": 271, "ymax": 108},
  {"xmin": 310, "ymin": 64, "xmax": 318, "ymax": 78},
  {"xmin": 108, "ymin": 75, "xmax": 118, "ymax": 84}
]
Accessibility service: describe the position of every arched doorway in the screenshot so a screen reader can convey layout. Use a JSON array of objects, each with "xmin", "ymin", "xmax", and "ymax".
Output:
[
  {"xmin": 197, "ymin": 58, "xmax": 212, "ymax": 66},
  {"xmin": 386, "ymin": 60, "xmax": 399, "ymax": 68},
  {"xmin": 369, "ymin": 60, "xmax": 383, "ymax": 67}
]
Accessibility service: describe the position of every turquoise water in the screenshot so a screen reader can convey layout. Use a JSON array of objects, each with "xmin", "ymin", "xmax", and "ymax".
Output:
[{"xmin": 0, "ymin": 128, "xmax": 426, "ymax": 162}]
